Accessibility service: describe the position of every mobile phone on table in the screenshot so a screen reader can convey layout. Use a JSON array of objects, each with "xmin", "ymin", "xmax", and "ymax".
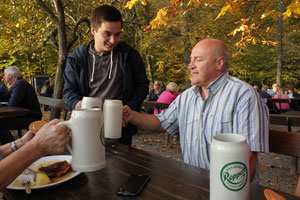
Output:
[{"xmin": 116, "ymin": 174, "xmax": 150, "ymax": 196}]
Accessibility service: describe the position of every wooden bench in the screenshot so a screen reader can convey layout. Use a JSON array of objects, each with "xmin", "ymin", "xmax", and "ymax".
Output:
[
  {"xmin": 269, "ymin": 114, "xmax": 300, "ymax": 175},
  {"xmin": 37, "ymin": 96, "xmax": 71, "ymax": 120},
  {"xmin": 269, "ymin": 129, "xmax": 300, "ymax": 158},
  {"xmin": 141, "ymin": 100, "xmax": 170, "ymax": 111}
]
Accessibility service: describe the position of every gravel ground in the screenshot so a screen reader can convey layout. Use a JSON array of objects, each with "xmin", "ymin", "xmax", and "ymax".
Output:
[{"xmin": 132, "ymin": 129, "xmax": 300, "ymax": 196}]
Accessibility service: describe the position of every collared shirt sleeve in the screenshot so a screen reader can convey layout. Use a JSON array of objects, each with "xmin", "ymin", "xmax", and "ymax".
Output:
[
  {"xmin": 233, "ymin": 87, "xmax": 269, "ymax": 153},
  {"xmin": 156, "ymin": 99, "xmax": 179, "ymax": 136}
]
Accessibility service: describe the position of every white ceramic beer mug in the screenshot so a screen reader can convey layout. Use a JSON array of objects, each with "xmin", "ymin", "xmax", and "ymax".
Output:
[
  {"xmin": 58, "ymin": 108, "xmax": 106, "ymax": 172},
  {"xmin": 103, "ymin": 100, "xmax": 123, "ymax": 138},
  {"xmin": 210, "ymin": 134, "xmax": 250, "ymax": 200},
  {"xmin": 81, "ymin": 97, "xmax": 102, "ymax": 109}
]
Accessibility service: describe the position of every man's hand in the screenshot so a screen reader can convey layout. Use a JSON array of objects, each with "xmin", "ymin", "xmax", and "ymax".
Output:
[
  {"xmin": 122, "ymin": 105, "xmax": 132, "ymax": 127},
  {"xmin": 75, "ymin": 101, "xmax": 82, "ymax": 110},
  {"xmin": 32, "ymin": 119, "xmax": 71, "ymax": 155},
  {"xmin": 21, "ymin": 131, "xmax": 34, "ymax": 144}
]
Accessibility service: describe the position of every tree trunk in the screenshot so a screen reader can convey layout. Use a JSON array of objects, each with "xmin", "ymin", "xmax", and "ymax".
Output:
[
  {"xmin": 146, "ymin": 55, "xmax": 153, "ymax": 83},
  {"xmin": 277, "ymin": 0, "xmax": 283, "ymax": 87},
  {"xmin": 50, "ymin": 0, "xmax": 68, "ymax": 120},
  {"xmin": 178, "ymin": 9, "xmax": 191, "ymax": 88}
]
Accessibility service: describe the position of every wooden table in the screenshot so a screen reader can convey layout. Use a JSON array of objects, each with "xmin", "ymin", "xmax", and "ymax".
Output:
[
  {"xmin": 0, "ymin": 106, "xmax": 29, "ymax": 118},
  {"xmin": 3, "ymin": 142, "xmax": 299, "ymax": 200}
]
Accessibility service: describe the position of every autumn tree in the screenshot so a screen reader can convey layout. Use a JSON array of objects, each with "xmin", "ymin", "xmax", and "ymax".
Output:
[{"xmin": 124, "ymin": 0, "xmax": 300, "ymax": 88}]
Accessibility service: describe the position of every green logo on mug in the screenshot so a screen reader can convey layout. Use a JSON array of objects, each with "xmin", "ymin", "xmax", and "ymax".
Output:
[{"xmin": 220, "ymin": 162, "xmax": 248, "ymax": 191}]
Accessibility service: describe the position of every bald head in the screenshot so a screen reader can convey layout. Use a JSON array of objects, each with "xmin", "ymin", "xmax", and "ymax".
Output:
[
  {"xmin": 189, "ymin": 39, "xmax": 229, "ymax": 91},
  {"xmin": 194, "ymin": 39, "xmax": 229, "ymax": 68}
]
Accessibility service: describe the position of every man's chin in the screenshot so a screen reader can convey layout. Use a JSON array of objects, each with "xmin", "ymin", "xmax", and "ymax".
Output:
[{"xmin": 105, "ymin": 44, "xmax": 117, "ymax": 51}]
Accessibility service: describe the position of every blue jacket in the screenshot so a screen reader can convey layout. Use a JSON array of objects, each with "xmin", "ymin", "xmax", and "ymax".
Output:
[
  {"xmin": 64, "ymin": 40, "xmax": 149, "ymax": 111},
  {"xmin": 7, "ymin": 79, "xmax": 42, "ymax": 119}
]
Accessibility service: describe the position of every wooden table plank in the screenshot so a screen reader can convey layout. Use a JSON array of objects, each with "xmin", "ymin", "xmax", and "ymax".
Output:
[
  {"xmin": 0, "ymin": 106, "xmax": 29, "ymax": 118},
  {"xmin": 3, "ymin": 142, "xmax": 299, "ymax": 200}
]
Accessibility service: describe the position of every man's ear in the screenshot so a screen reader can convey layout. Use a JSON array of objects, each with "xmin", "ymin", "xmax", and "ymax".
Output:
[
  {"xmin": 216, "ymin": 56, "xmax": 225, "ymax": 71},
  {"xmin": 91, "ymin": 27, "xmax": 96, "ymax": 35}
]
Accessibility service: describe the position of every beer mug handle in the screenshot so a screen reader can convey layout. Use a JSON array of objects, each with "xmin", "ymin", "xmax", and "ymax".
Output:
[
  {"xmin": 57, "ymin": 121, "xmax": 73, "ymax": 154},
  {"xmin": 100, "ymin": 125, "xmax": 105, "ymax": 146}
]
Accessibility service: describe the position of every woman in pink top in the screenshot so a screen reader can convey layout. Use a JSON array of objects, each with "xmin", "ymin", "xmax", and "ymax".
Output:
[
  {"xmin": 154, "ymin": 82, "xmax": 178, "ymax": 115},
  {"xmin": 273, "ymin": 88, "xmax": 291, "ymax": 111}
]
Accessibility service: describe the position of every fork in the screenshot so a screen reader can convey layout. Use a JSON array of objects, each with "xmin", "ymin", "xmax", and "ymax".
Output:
[{"xmin": 19, "ymin": 175, "xmax": 31, "ymax": 194}]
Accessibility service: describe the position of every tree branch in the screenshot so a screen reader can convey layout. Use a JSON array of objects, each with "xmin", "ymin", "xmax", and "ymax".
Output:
[
  {"xmin": 46, "ymin": 29, "xmax": 59, "ymax": 50},
  {"xmin": 67, "ymin": 18, "xmax": 90, "ymax": 51},
  {"xmin": 35, "ymin": 0, "xmax": 59, "ymax": 24}
]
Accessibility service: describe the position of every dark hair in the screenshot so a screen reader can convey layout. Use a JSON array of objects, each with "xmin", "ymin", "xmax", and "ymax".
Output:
[
  {"xmin": 90, "ymin": 5, "xmax": 123, "ymax": 30},
  {"xmin": 288, "ymin": 87, "xmax": 294, "ymax": 92}
]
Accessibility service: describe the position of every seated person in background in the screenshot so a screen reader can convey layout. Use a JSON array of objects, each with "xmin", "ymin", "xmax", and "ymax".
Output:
[
  {"xmin": 259, "ymin": 85, "xmax": 271, "ymax": 99},
  {"xmin": 0, "ymin": 66, "xmax": 42, "ymax": 144},
  {"xmin": 160, "ymin": 81, "xmax": 166, "ymax": 92},
  {"xmin": 154, "ymin": 82, "xmax": 178, "ymax": 115},
  {"xmin": 123, "ymin": 38, "xmax": 269, "ymax": 182},
  {"xmin": 40, "ymin": 80, "xmax": 53, "ymax": 98},
  {"xmin": 253, "ymin": 85, "xmax": 259, "ymax": 92},
  {"xmin": 287, "ymin": 87, "xmax": 299, "ymax": 110},
  {"xmin": 259, "ymin": 85, "xmax": 273, "ymax": 111},
  {"xmin": 0, "ymin": 119, "xmax": 71, "ymax": 190},
  {"xmin": 0, "ymin": 81, "xmax": 8, "ymax": 102},
  {"xmin": 147, "ymin": 81, "xmax": 162, "ymax": 114},
  {"xmin": 268, "ymin": 83, "xmax": 278, "ymax": 97},
  {"xmin": 287, "ymin": 87, "xmax": 299, "ymax": 98},
  {"xmin": 273, "ymin": 87, "xmax": 290, "ymax": 111}
]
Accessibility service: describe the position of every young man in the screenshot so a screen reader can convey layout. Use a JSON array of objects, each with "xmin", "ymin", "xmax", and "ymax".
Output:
[
  {"xmin": 63, "ymin": 5, "xmax": 149, "ymax": 146},
  {"xmin": 0, "ymin": 66, "xmax": 42, "ymax": 144},
  {"xmin": 123, "ymin": 39, "xmax": 269, "ymax": 181}
]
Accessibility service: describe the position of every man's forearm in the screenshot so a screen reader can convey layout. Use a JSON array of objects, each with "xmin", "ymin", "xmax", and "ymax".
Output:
[
  {"xmin": 0, "ymin": 141, "xmax": 43, "ymax": 190},
  {"xmin": 130, "ymin": 111, "xmax": 165, "ymax": 132}
]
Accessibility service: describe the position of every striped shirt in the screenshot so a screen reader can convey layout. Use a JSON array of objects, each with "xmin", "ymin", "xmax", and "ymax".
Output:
[{"xmin": 156, "ymin": 72, "xmax": 269, "ymax": 169}]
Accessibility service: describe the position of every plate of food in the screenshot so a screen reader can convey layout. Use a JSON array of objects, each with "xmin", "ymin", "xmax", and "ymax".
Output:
[{"xmin": 7, "ymin": 155, "xmax": 81, "ymax": 190}]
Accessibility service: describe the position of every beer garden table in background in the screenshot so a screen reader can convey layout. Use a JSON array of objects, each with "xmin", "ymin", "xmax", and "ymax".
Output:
[
  {"xmin": 3, "ymin": 142, "xmax": 298, "ymax": 200},
  {"xmin": 0, "ymin": 105, "xmax": 29, "ymax": 118}
]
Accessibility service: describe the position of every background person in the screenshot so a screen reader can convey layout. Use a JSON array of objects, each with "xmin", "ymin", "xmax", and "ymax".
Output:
[
  {"xmin": 63, "ymin": 5, "xmax": 149, "ymax": 146},
  {"xmin": 146, "ymin": 81, "xmax": 162, "ymax": 114},
  {"xmin": 287, "ymin": 87, "xmax": 299, "ymax": 98},
  {"xmin": 0, "ymin": 66, "xmax": 42, "ymax": 144},
  {"xmin": 0, "ymin": 81, "xmax": 8, "ymax": 102},
  {"xmin": 268, "ymin": 83, "xmax": 278, "ymax": 97},
  {"xmin": 40, "ymin": 80, "xmax": 53, "ymax": 98},
  {"xmin": 253, "ymin": 85, "xmax": 259, "ymax": 92},
  {"xmin": 0, "ymin": 119, "xmax": 71, "ymax": 190},
  {"xmin": 259, "ymin": 85, "xmax": 274, "ymax": 111},
  {"xmin": 273, "ymin": 87, "xmax": 291, "ymax": 112},
  {"xmin": 123, "ymin": 39, "xmax": 269, "ymax": 181},
  {"xmin": 154, "ymin": 82, "xmax": 178, "ymax": 115}
]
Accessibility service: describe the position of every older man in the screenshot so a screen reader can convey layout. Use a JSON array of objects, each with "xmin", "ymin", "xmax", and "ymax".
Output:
[
  {"xmin": 0, "ymin": 66, "xmax": 42, "ymax": 144},
  {"xmin": 123, "ymin": 39, "xmax": 269, "ymax": 181}
]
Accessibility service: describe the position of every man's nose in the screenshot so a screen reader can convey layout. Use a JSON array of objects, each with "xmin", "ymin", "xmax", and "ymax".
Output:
[
  {"xmin": 109, "ymin": 36, "xmax": 117, "ymax": 44},
  {"xmin": 188, "ymin": 62, "xmax": 194, "ymax": 70}
]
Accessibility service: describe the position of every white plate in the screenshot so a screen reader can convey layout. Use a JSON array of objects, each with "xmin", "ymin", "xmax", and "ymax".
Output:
[
  {"xmin": 0, "ymin": 102, "xmax": 8, "ymax": 106},
  {"xmin": 7, "ymin": 155, "xmax": 81, "ymax": 190}
]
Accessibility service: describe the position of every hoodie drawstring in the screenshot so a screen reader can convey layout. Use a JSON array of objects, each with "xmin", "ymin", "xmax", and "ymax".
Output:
[
  {"xmin": 109, "ymin": 51, "xmax": 113, "ymax": 79},
  {"xmin": 90, "ymin": 54, "xmax": 96, "ymax": 82},
  {"xmin": 90, "ymin": 51, "xmax": 113, "ymax": 82}
]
